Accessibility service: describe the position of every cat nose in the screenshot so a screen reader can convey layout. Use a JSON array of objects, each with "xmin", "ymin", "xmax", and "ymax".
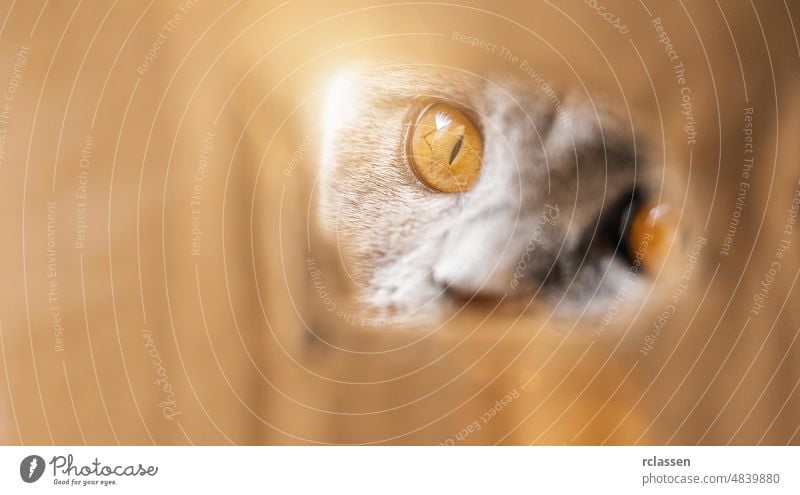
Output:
[
  {"xmin": 430, "ymin": 220, "xmax": 520, "ymax": 298},
  {"xmin": 431, "ymin": 249, "xmax": 512, "ymax": 299},
  {"xmin": 430, "ymin": 202, "xmax": 565, "ymax": 301}
]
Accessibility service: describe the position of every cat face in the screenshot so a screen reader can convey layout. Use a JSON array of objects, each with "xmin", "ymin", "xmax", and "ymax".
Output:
[{"xmin": 318, "ymin": 64, "xmax": 661, "ymax": 321}]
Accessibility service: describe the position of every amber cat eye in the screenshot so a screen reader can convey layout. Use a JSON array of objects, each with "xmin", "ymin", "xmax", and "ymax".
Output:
[
  {"xmin": 627, "ymin": 201, "xmax": 677, "ymax": 273},
  {"xmin": 407, "ymin": 103, "xmax": 483, "ymax": 192}
]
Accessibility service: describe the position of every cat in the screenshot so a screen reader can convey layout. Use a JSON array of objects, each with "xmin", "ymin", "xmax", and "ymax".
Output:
[{"xmin": 317, "ymin": 64, "xmax": 653, "ymax": 323}]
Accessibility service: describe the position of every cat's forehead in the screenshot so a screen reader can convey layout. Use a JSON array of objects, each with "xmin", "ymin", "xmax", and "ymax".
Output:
[
  {"xmin": 335, "ymin": 65, "xmax": 485, "ymax": 102},
  {"xmin": 329, "ymin": 64, "xmax": 556, "ymax": 117}
]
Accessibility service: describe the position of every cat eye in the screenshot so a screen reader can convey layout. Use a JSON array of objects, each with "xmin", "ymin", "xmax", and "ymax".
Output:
[
  {"xmin": 625, "ymin": 200, "xmax": 676, "ymax": 273},
  {"xmin": 407, "ymin": 103, "xmax": 483, "ymax": 192}
]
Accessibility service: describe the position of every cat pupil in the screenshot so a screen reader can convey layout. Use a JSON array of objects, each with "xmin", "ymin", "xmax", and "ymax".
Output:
[{"xmin": 449, "ymin": 134, "xmax": 464, "ymax": 165}]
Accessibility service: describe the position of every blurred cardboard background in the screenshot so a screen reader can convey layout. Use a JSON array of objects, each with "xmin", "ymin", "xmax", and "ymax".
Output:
[{"xmin": 0, "ymin": 0, "xmax": 798, "ymax": 445}]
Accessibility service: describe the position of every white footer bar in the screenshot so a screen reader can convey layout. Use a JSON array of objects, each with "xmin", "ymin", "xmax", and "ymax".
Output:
[{"xmin": 1, "ymin": 446, "xmax": 797, "ymax": 493}]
